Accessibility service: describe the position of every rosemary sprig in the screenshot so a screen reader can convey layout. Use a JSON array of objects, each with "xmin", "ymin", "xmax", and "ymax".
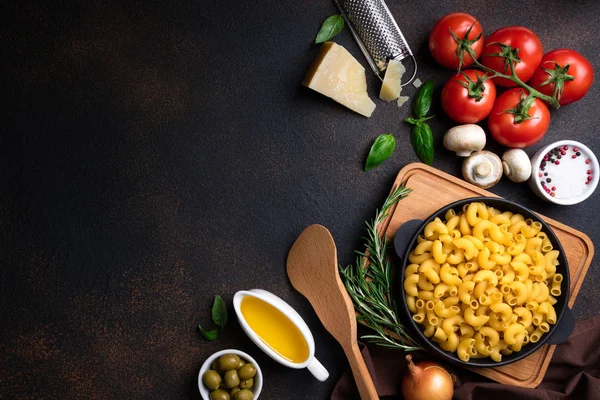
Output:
[{"xmin": 340, "ymin": 180, "xmax": 423, "ymax": 351}]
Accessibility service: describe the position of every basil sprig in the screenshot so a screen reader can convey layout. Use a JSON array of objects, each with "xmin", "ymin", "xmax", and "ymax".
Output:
[
  {"xmin": 315, "ymin": 15, "xmax": 345, "ymax": 43},
  {"xmin": 365, "ymin": 134, "xmax": 396, "ymax": 171},
  {"xmin": 198, "ymin": 295, "xmax": 228, "ymax": 341},
  {"xmin": 405, "ymin": 80, "xmax": 436, "ymax": 165}
]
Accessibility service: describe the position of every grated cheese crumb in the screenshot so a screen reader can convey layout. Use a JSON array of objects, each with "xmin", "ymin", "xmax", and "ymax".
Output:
[{"xmin": 397, "ymin": 95, "xmax": 410, "ymax": 108}]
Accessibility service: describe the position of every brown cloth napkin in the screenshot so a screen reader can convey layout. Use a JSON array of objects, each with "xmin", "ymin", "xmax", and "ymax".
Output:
[{"xmin": 332, "ymin": 314, "xmax": 600, "ymax": 399}]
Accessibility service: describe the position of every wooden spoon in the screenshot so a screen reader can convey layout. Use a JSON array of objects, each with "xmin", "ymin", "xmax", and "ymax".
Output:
[{"xmin": 287, "ymin": 224, "xmax": 379, "ymax": 400}]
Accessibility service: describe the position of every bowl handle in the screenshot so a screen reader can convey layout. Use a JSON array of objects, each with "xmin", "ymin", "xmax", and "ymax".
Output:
[
  {"xmin": 545, "ymin": 307, "xmax": 575, "ymax": 345},
  {"xmin": 393, "ymin": 219, "xmax": 424, "ymax": 260},
  {"xmin": 306, "ymin": 357, "xmax": 329, "ymax": 381}
]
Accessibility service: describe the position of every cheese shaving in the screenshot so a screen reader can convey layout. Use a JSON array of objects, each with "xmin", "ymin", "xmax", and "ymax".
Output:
[{"xmin": 379, "ymin": 60, "xmax": 405, "ymax": 102}]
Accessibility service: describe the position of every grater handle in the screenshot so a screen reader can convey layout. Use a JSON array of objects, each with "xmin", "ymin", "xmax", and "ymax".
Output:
[{"xmin": 398, "ymin": 54, "xmax": 417, "ymax": 87}]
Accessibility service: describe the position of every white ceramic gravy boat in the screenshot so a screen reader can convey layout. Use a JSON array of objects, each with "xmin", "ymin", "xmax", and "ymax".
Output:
[{"xmin": 233, "ymin": 289, "xmax": 329, "ymax": 381}]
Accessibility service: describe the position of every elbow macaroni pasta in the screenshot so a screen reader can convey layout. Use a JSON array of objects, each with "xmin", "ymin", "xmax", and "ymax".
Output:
[{"xmin": 404, "ymin": 202, "xmax": 564, "ymax": 363}]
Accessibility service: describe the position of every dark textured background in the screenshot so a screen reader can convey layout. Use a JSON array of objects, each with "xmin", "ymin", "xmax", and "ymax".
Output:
[{"xmin": 1, "ymin": 0, "xmax": 599, "ymax": 398}]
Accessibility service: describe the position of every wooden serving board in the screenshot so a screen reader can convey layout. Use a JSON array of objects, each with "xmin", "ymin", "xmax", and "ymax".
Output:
[{"xmin": 380, "ymin": 163, "xmax": 595, "ymax": 388}]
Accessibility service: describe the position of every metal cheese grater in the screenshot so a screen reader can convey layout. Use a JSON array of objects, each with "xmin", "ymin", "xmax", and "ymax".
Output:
[{"xmin": 334, "ymin": 0, "xmax": 417, "ymax": 85}]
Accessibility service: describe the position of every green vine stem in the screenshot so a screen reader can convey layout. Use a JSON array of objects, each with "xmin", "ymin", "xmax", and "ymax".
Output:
[
  {"xmin": 473, "ymin": 57, "xmax": 559, "ymax": 109},
  {"xmin": 460, "ymin": 34, "xmax": 561, "ymax": 109}
]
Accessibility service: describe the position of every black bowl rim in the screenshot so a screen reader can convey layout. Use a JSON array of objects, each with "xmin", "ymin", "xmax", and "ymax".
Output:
[{"xmin": 398, "ymin": 196, "xmax": 570, "ymax": 368}]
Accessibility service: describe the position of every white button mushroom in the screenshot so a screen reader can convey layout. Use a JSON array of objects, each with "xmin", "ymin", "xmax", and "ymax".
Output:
[
  {"xmin": 462, "ymin": 151, "xmax": 503, "ymax": 188},
  {"xmin": 443, "ymin": 124, "xmax": 487, "ymax": 157},
  {"xmin": 502, "ymin": 149, "xmax": 532, "ymax": 183}
]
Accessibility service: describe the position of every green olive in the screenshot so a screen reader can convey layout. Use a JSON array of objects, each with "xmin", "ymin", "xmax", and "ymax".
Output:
[
  {"xmin": 203, "ymin": 370, "xmax": 222, "ymax": 390},
  {"xmin": 239, "ymin": 378, "xmax": 253, "ymax": 389},
  {"xmin": 237, "ymin": 364, "xmax": 257, "ymax": 381},
  {"xmin": 219, "ymin": 354, "xmax": 241, "ymax": 371},
  {"xmin": 223, "ymin": 369, "xmax": 240, "ymax": 388},
  {"xmin": 236, "ymin": 358, "xmax": 246, "ymax": 369},
  {"xmin": 230, "ymin": 387, "xmax": 241, "ymax": 397},
  {"xmin": 210, "ymin": 389, "xmax": 230, "ymax": 400},
  {"xmin": 211, "ymin": 360, "xmax": 223, "ymax": 375},
  {"xmin": 234, "ymin": 389, "xmax": 254, "ymax": 400}
]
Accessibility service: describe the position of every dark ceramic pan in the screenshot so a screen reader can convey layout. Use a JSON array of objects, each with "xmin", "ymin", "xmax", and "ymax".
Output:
[{"xmin": 394, "ymin": 197, "xmax": 574, "ymax": 367}]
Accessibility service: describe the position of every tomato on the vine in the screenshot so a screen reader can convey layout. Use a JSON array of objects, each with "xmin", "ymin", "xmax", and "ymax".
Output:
[
  {"xmin": 488, "ymin": 89, "xmax": 550, "ymax": 148},
  {"xmin": 528, "ymin": 49, "xmax": 594, "ymax": 106},
  {"xmin": 481, "ymin": 26, "xmax": 543, "ymax": 87},
  {"xmin": 441, "ymin": 70, "xmax": 496, "ymax": 124},
  {"xmin": 429, "ymin": 13, "xmax": 484, "ymax": 69}
]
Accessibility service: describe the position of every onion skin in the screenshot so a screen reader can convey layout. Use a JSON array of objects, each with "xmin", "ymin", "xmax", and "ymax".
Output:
[{"xmin": 402, "ymin": 355, "xmax": 454, "ymax": 400}]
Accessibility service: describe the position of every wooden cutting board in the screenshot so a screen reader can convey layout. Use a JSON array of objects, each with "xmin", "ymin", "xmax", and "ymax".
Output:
[{"xmin": 379, "ymin": 163, "xmax": 595, "ymax": 387}]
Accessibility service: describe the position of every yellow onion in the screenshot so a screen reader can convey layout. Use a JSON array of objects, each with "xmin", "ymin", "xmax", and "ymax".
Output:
[{"xmin": 401, "ymin": 355, "xmax": 454, "ymax": 400}]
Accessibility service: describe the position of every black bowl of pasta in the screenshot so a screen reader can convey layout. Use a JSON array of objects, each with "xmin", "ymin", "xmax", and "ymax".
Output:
[{"xmin": 394, "ymin": 197, "xmax": 574, "ymax": 367}]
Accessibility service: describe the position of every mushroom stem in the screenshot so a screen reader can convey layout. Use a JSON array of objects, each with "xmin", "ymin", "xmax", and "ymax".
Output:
[
  {"xmin": 475, "ymin": 161, "xmax": 492, "ymax": 177},
  {"xmin": 462, "ymin": 150, "xmax": 503, "ymax": 189}
]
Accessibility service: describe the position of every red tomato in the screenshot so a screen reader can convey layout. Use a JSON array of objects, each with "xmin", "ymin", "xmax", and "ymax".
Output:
[
  {"xmin": 441, "ymin": 70, "xmax": 497, "ymax": 123},
  {"xmin": 528, "ymin": 49, "xmax": 594, "ymax": 105},
  {"xmin": 429, "ymin": 13, "xmax": 484, "ymax": 69},
  {"xmin": 481, "ymin": 26, "xmax": 543, "ymax": 87},
  {"xmin": 488, "ymin": 89, "xmax": 550, "ymax": 148}
]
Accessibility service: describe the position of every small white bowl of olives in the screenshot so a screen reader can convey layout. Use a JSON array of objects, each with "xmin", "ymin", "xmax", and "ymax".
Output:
[{"xmin": 198, "ymin": 349, "xmax": 262, "ymax": 400}]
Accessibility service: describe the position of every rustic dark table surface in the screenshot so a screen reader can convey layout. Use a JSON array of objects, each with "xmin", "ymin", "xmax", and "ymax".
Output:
[{"xmin": 2, "ymin": 0, "xmax": 599, "ymax": 398}]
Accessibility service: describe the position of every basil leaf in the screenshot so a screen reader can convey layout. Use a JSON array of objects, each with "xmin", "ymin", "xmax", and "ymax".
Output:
[
  {"xmin": 198, "ymin": 325, "xmax": 218, "ymax": 341},
  {"xmin": 365, "ymin": 134, "xmax": 396, "ymax": 171},
  {"xmin": 212, "ymin": 295, "xmax": 228, "ymax": 329},
  {"xmin": 315, "ymin": 15, "xmax": 345, "ymax": 44},
  {"xmin": 410, "ymin": 123, "xmax": 434, "ymax": 165},
  {"xmin": 411, "ymin": 80, "xmax": 435, "ymax": 118}
]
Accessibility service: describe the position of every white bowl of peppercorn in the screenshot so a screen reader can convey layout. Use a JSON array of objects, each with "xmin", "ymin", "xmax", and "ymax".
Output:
[{"xmin": 529, "ymin": 140, "xmax": 599, "ymax": 205}]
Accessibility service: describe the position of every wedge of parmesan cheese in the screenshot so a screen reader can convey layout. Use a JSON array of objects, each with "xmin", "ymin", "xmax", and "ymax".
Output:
[
  {"xmin": 303, "ymin": 42, "xmax": 376, "ymax": 118},
  {"xmin": 379, "ymin": 59, "xmax": 405, "ymax": 102}
]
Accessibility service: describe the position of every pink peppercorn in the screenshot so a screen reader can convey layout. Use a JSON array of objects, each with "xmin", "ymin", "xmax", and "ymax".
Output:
[
  {"xmin": 550, "ymin": 192, "xmax": 556, "ymax": 197},
  {"xmin": 586, "ymin": 159, "xmax": 591, "ymax": 164},
  {"xmin": 563, "ymin": 145, "xmax": 569, "ymax": 150},
  {"xmin": 587, "ymin": 176, "xmax": 593, "ymax": 181},
  {"xmin": 572, "ymin": 154, "xmax": 577, "ymax": 159},
  {"xmin": 556, "ymin": 161, "xmax": 560, "ymax": 165},
  {"xmin": 588, "ymin": 170, "xmax": 592, "ymax": 174},
  {"xmin": 574, "ymin": 147, "xmax": 579, "ymax": 152},
  {"xmin": 552, "ymin": 186, "xmax": 556, "ymax": 191}
]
